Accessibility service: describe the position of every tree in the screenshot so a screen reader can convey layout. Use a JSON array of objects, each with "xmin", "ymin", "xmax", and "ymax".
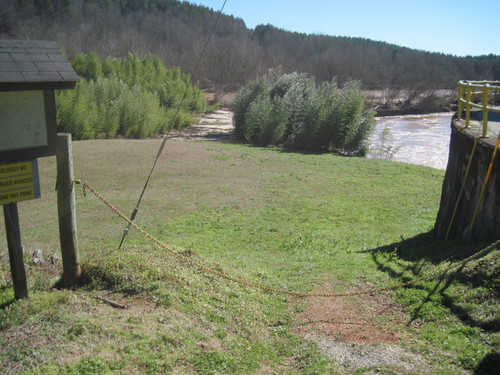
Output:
[{"xmin": 5, "ymin": 0, "xmax": 500, "ymax": 90}]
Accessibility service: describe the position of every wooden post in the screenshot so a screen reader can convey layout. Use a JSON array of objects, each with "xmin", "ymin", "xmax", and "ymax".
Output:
[
  {"xmin": 56, "ymin": 133, "xmax": 80, "ymax": 287},
  {"xmin": 3, "ymin": 202, "xmax": 28, "ymax": 299}
]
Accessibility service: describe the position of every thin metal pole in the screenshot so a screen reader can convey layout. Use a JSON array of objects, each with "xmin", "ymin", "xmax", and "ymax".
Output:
[{"xmin": 118, "ymin": 0, "xmax": 228, "ymax": 248}]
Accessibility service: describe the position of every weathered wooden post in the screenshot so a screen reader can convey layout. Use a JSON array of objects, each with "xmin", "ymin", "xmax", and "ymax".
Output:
[
  {"xmin": 56, "ymin": 133, "xmax": 81, "ymax": 286},
  {"xmin": 3, "ymin": 203, "xmax": 28, "ymax": 299},
  {"xmin": 0, "ymin": 40, "xmax": 79, "ymax": 297},
  {"xmin": 1, "ymin": 160, "xmax": 41, "ymax": 300}
]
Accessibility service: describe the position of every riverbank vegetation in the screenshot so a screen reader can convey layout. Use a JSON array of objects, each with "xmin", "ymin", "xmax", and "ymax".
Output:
[
  {"xmin": 0, "ymin": 141, "xmax": 498, "ymax": 374},
  {"xmin": 3, "ymin": 0, "xmax": 499, "ymax": 91},
  {"xmin": 368, "ymin": 87, "xmax": 457, "ymax": 115},
  {"xmin": 56, "ymin": 53, "xmax": 208, "ymax": 139},
  {"xmin": 233, "ymin": 69, "xmax": 375, "ymax": 155}
]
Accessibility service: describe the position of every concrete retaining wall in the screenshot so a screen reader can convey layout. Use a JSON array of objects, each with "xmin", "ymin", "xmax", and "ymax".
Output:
[{"xmin": 434, "ymin": 116, "xmax": 500, "ymax": 241}]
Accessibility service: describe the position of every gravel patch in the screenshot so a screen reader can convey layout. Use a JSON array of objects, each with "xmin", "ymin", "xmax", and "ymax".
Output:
[{"xmin": 306, "ymin": 331, "xmax": 432, "ymax": 372}]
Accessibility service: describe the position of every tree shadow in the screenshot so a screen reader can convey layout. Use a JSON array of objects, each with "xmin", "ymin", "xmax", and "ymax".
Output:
[
  {"xmin": 0, "ymin": 299, "xmax": 16, "ymax": 310},
  {"xmin": 362, "ymin": 231, "xmax": 498, "ymax": 331},
  {"xmin": 474, "ymin": 352, "xmax": 500, "ymax": 375},
  {"xmin": 365, "ymin": 232, "xmax": 499, "ymax": 374}
]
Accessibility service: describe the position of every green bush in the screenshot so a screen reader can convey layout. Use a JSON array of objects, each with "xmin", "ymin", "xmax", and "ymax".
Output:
[
  {"xmin": 56, "ymin": 53, "xmax": 205, "ymax": 139},
  {"xmin": 244, "ymin": 96, "xmax": 274, "ymax": 146},
  {"xmin": 56, "ymin": 77, "xmax": 168, "ymax": 139},
  {"xmin": 233, "ymin": 69, "xmax": 375, "ymax": 155},
  {"xmin": 117, "ymin": 85, "xmax": 165, "ymax": 138},
  {"xmin": 233, "ymin": 70, "xmax": 276, "ymax": 140}
]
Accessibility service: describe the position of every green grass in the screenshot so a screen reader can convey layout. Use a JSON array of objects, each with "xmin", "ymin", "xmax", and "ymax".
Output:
[{"xmin": 0, "ymin": 140, "xmax": 498, "ymax": 374}]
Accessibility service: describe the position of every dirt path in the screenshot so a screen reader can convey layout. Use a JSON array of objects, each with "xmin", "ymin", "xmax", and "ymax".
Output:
[
  {"xmin": 166, "ymin": 109, "xmax": 234, "ymax": 141},
  {"xmin": 293, "ymin": 282, "xmax": 460, "ymax": 373}
]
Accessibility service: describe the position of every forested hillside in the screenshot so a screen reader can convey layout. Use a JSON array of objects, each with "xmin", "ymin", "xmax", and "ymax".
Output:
[{"xmin": 2, "ymin": 0, "xmax": 499, "ymax": 89}]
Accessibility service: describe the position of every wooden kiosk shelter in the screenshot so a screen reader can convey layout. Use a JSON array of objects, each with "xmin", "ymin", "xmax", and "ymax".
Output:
[{"xmin": 0, "ymin": 40, "xmax": 79, "ymax": 299}]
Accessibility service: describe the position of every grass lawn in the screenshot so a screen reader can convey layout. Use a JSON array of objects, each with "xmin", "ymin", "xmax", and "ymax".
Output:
[{"xmin": 0, "ymin": 139, "xmax": 498, "ymax": 374}]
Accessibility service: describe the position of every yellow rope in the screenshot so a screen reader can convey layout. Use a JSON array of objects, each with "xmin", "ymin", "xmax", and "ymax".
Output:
[
  {"xmin": 445, "ymin": 136, "xmax": 480, "ymax": 240},
  {"xmin": 80, "ymin": 180, "xmax": 499, "ymax": 298},
  {"xmin": 470, "ymin": 132, "xmax": 500, "ymax": 229}
]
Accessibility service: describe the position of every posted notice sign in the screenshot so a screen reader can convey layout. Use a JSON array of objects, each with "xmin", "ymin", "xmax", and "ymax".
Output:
[{"xmin": 0, "ymin": 160, "xmax": 41, "ymax": 205}]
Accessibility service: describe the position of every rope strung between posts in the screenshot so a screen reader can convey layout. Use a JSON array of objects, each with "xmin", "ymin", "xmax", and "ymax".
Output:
[
  {"xmin": 118, "ymin": 0, "xmax": 229, "ymax": 249},
  {"xmin": 77, "ymin": 180, "xmax": 500, "ymax": 298}
]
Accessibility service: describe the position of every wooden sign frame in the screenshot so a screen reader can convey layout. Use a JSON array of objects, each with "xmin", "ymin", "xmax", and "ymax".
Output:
[
  {"xmin": 0, "ymin": 90, "xmax": 58, "ymax": 162},
  {"xmin": 1, "ymin": 39, "xmax": 80, "ymax": 299}
]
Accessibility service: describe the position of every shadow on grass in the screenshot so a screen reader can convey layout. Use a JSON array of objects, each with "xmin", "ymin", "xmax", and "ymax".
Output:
[
  {"xmin": 474, "ymin": 352, "xmax": 500, "ymax": 375},
  {"xmin": 364, "ymin": 233, "xmax": 499, "ymax": 373},
  {"xmin": 56, "ymin": 263, "xmax": 160, "ymax": 296},
  {"xmin": 0, "ymin": 299, "xmax": 16, "ymax": 310},
  {"xmin": 362, "ymin": 231, "xmax": 498, "ymax": 331},
  {"xmin": 232, "ymin": 141, "xmax": 360, "ymax": 158}
]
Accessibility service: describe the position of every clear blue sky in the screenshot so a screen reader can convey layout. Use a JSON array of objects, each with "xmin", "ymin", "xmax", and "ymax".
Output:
[{"xmin": 189, "ymin": 0, "xmax": 499, "ymax": 57}]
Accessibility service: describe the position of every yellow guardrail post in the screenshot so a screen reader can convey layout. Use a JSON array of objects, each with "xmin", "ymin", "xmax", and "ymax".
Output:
[
  {"xmin": 465, "ymin": 83, "xmax": 472, "ymax": 127},
  {"xmin": 457, "ymin": 80, "xmax": 500, "ymax": 136},
  {"xmin": 482, "ymin": 85, "xmax": 490, "ymax": 137},
  {"xmin": 458, "ymin": 82, "xmax": 464, "ymax": 120}
]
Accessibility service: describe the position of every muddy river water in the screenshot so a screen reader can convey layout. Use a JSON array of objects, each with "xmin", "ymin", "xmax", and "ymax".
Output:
[
  {"xmin": 368, "ymin": 112, "xmax": 454, "ymax": 170},
  {"xmin": 187, "ymin": 110, "xmax": 455, "ymax": 170}
]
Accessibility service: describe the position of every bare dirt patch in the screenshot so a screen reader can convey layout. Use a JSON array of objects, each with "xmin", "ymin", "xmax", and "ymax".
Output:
[
  {"xmin": 293, "ymin": 282, "xmax": 443, "ymax": 373},
  {"xmin": 295, "ymin": 284, "xmax": 405, "ymax": 344},
  {"xmin": 166, "ymin": 109, "xmax": 233, "ymax": 141}
]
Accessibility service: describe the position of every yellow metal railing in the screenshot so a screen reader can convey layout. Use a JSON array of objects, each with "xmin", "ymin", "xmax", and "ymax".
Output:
[{"xmin": 457, "ymin": 80, "xmax": 500, "ymax": 137}]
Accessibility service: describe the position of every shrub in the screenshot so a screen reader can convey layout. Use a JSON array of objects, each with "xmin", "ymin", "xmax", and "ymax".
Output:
[
  {"xmin": 330, "ymin": 80, "xmax": 375, "ymax": 156},
  {"xmin": 56, "ymin": 53, "xmax": 206, "ymax": 139},
  {"xmin": 71, "ymin": 51, "xmax": 102, "ymax": 81},
  {"xmin": 56, "ymin": 77, "xmax": 167, "ymax": 139},
  {"xmin": 233, "ymin": 72, "xmax": 275, "ymax": 140},
  {"xmin": 278, "ymin": 73, "xmax": 320, "ymax": 150},
  {"xmin": 233, "ymin": 69, "xmax": 375, "ymax": 155},
  {"xmin": 117, "ymin": 85, "xmax": 165, "ymax": 138},
  {"xmin": 244, "ymin": 95, "xmax": 274, "ymax": 145}
]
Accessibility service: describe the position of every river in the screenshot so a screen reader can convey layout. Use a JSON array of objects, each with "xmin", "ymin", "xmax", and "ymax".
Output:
[
  {"xmin": 186, "ymin": 110, "xmax": 454, "ymax": 170},
  {"xmin": 368, "ymin": 112, "xmax": 454, "ymax": 170}
]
